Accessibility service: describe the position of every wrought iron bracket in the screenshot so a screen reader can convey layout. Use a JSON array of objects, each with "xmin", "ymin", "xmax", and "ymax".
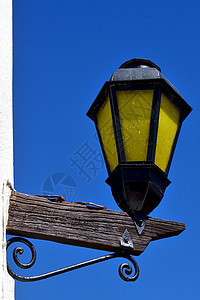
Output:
[{"xmin": 7, "ymin": 237, "xmax": 139, "ymax": 283}]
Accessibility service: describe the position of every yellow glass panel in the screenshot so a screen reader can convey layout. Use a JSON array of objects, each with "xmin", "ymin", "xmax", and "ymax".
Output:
[
  {"xmin": 117, "ymin": 90, "xmax": 154, "ymax": 161},
  {"xmin": 96, "ymin": 96, "xmax": 118, "ymax": 172},
  {"xmin": 155, "ymin": 93, "xmax": 181, "ymax": 172}
]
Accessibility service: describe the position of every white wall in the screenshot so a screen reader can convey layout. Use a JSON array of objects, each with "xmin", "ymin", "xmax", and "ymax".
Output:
[{"xmin": 0, "ymin": 0, "xmax": 15, "ymax": 299}]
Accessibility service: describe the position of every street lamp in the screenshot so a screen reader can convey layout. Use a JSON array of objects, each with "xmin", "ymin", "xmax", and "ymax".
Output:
[
  {"xmin": 6, "ymin": 59, "xmax": 190, "ymax": 283},
  {"xmin": 87, "ymin": 59, "xmax": 192, "ymax": 232}
]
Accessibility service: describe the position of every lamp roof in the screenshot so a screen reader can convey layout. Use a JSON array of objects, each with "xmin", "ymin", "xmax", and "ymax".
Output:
[{"xmin": 87, "ymin": 59, "xmax": 192, "ymax": 121}]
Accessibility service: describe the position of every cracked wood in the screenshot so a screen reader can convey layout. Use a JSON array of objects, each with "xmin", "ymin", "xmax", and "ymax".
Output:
[{"xmin": 7, "ymin": 191, "xmax": 185, "ymax": 255}]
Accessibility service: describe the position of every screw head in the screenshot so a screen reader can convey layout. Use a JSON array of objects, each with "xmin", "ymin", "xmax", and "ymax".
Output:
[
  {"xmin": 123, "ymin": 236, "xmax": 129, "ymax": 243},
  {"xmin": 138, "ymin": 220, "xmax": 144, "ymax": 227}
]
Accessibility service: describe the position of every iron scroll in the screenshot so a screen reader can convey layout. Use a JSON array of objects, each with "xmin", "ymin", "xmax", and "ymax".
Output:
[{"xmin": 7, "ymin": 237, "xmax": 139, "ymax": 283}]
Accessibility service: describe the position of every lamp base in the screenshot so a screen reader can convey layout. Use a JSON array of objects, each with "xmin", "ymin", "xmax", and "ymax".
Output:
[{"xmin": 106, "ymin": 163, "xmax": 171, "ymax": 216}]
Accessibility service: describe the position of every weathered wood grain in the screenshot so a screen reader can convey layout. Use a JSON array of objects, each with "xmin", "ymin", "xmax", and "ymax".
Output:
[{"xmin": 7, "ymin": 191, "xmax": 185, "ymax": 255}]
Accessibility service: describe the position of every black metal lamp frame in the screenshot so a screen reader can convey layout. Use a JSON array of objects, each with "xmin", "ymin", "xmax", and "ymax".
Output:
[
  {"xmin": 87, "ymin": 60, "xmax": 192, "ymax": 219},
  {"xmin": 87, "ymin": 80, "xmax": 191, "ymax": 176}
]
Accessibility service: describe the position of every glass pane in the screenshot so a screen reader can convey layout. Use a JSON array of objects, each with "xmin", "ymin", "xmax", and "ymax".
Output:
[
  {"xmin": 155, "ymin": 93, "xmax": 181, "ymax": 172},
  {"xmin": 96, "ymin": 96, "xmax": 118, "ymax": 172},
  {"xmin": 116, "ymin": 90, "xmax": 154, "ymax": 161}
]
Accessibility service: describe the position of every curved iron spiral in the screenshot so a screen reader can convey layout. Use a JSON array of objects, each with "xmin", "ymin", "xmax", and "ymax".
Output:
[
  {"xmin": 117, "ymin": 253, "xmax": 139, "ymax": 281},
  {"xmin": 7, "ymin": 237, "xmax": 139, "ymax": 282},
  {"xmin": 7, "ymin": 237, "xmax": 37, "ymax": 281}
]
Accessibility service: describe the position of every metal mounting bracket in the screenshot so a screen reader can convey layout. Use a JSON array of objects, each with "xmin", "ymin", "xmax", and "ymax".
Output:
[
  {"xmin": 120, "ymin": 229, "xmax": 134, "ymax": 250},
  {"xmin": 7, "ymin": 237, "xmax": 139, "ymax": 283}
]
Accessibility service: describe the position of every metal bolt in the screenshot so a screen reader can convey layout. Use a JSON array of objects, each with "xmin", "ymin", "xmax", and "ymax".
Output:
[
  {"xmin": 123, "ymin": 237, "xmax": 128, "ymax": 243},
  {"xmin": 123, "ymin": 235, "xmax": 129, "ymax": 243},
  {"xmin": 138, "ymin": 220, "xmax": 143, "ymax": 227}
]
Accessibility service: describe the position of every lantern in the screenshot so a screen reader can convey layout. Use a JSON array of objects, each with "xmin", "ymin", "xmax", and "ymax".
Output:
[{"xmin": 87, "ymin": 59, "xmax": 192, "ymax": 224}]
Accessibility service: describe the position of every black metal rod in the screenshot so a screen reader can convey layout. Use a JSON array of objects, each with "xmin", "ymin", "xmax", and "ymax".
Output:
[
  {"xmin": 147, "ymin": 87, "xmax": 161, "ymax": 162},
  {"xmin": 7, "ymin": 237, "xmax": 139, "ymax": 283},
  {"xmin": 109, "ymin": 86, "xmax": 126, "ymax": 163},
  {"xmin": 165, "ymin": 114, "xmax": 184, "ymax": 175},
  {"xmin": 94, "ymin": 118, "xmax": 111, "ymax": 175}
]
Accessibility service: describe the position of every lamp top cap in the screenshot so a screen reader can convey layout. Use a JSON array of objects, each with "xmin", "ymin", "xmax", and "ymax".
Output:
[{"xmin": 119, "ymin": 58, "xmax": 161, "ymax": 72}]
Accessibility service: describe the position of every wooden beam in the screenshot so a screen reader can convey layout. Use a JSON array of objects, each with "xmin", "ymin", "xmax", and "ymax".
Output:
[{"xmin": 7, "ymin": 191, "xmax": 185, "ymax": 256}]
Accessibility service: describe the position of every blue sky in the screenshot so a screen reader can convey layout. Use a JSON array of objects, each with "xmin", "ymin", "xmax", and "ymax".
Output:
[{"xmin": 10, "ymin": 0, "xmax": 200, "ymax": 299}]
